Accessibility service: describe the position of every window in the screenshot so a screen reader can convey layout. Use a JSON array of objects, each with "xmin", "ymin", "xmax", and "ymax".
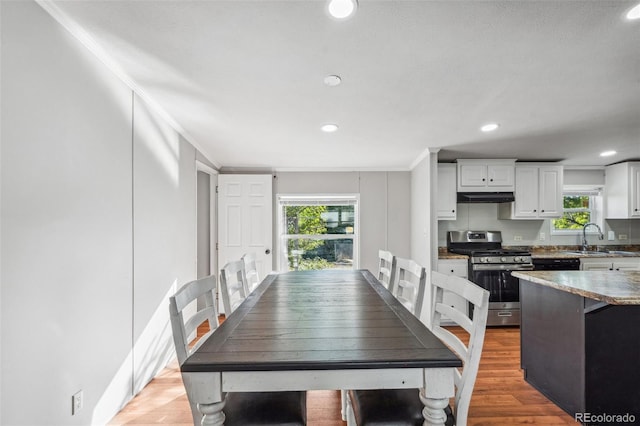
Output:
[
  {"xmin": 277, "ymin": 195, "xmax": 359, "ymax": 271},
  {"xmin": 551, "ymin": 187, "xmax": 602, "ymax": 234}
]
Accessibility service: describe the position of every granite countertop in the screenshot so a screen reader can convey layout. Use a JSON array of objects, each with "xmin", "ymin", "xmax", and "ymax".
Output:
[
  {"xmin": 529, "ymin": 248, "xmax": 640, "ymax": 259},
  {"xmin": 512, "ymin": 270, "xmax": 640, "ymax": 305},
  {"xmin": 438, "ymin": 246, "xmax": 640, "ymax": 260}
]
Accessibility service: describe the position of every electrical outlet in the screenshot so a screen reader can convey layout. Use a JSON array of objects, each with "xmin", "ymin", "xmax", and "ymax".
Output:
[
  {"xmin": 608, "ymin": 231, "xmax": 615, "ymax": 241},
  {"xmin": 514, "ymin": 235, "xmax": 523, "ymax": 241},
  {"xmin": 539, "ymin": 232, "xmax": 546, "ymax": 241},
  {"xmin": 619, "ymin": 234, "xmax": 628, "ymax": 240},
  {"xmin": 72, "ymin": 390, "xmax": 83, "ymax": 415}
]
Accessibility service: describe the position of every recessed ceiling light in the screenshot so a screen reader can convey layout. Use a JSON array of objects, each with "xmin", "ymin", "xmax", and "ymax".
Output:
[
  {"xmin": 480, "ymin": 123, "xmax": 500, "ymax": 132},
  {"xmin": 600, "ymin": 150, "xmax": 617, "ymax": 157},
  {"xmin": 321, "ymin": 124, "xmax": 339, "ymax": 133},
  {"xmin": 327, "ymin": 0, "xmax": 358, "ymax": 19},
  {"xmin": 626, "ymin": 3, "xmax": 640, "ymax": 20},
  {"xmin": 324, "ymin": 75, "xmax": 342, "ymax": 87}
]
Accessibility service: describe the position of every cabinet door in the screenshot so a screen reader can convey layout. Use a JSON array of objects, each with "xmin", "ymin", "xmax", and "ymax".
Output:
[
  {"xmin": 437, "ymin": 164, "xmax": 457, "ymax": 220},
  {"xmin": 437, "ymin": 260, "xmax": 468, "ymax": 278},
  {"xmin": 437, "ymin": 260, "xmax": 469, "ymax": 322},
  {"xmin": 487, "ymin": 165, "xmax": 515, "ymax": 188},
  {"xmin": 459, "ymin": 164, "xmax": 487, "ymax": 188},
  {"xmin": 513, "ymin": 166, "xmax": 539, "ymax": 218},
  {"xmin": 580, "ymin": 260, "xmax": 613, "ymax": 271},
  {"xmin": 612, "ymin": 259, "xmax": 640, "ymax": 271},
  {"xmin": 631, "ymin": 165, "xmax": 640, "ymax": 218},
  {"xmin": 538, "ymin": 166, "xmax": 563, "ymax": 217}
]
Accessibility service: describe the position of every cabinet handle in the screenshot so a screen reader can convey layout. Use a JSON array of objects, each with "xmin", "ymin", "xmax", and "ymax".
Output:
[
  {"xmin": 533, "ymin": 209, "xmax": 537, "ymax": 212},
  {"xmin": 490, "ymin": 178, "xmax": 494, "ymax": 182},
  {"xmin": 541, "ymin": 210, "xmax": 545, "ymax": 212},
  {"xmin": 609, "ymin": 268, "xmax": 614, "ymax": 271},
  {"xmin": 452, "ymin": 209, "xmax": 455, "ymax": 213},
  {"xmin": 482, "ymin": 178, "xmax": 486, "ymax": 182},
  {"xmin": 450, "ymin": 269, "xmax": 454, "ymax": 273}
]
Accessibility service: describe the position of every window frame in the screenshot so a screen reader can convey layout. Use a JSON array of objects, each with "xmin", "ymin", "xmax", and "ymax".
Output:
[
  {"xmin": 276, "ymin": 194, "xmax": 360, "ymax": 272},
  {"xmin": 550, "ymin": 186, "xmax": 603, "ymax": 236}
]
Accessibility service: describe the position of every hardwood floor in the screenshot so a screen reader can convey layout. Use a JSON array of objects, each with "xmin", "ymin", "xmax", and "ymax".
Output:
[{"xmin": 108, "ymin": 326, "xmax": 575, "ymax": 425}]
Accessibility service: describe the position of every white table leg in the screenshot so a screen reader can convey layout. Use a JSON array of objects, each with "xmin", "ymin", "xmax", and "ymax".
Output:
[
  {"xmin": 419, "ymin": 389, "xmax": 449, "ymax": 426},
  {"xmin": 182, "ymin": 372, "xmax": 225, "ymax": 426},
  {"xmin": 199, "ymin": 399, "xmax": 226, "ymax": 426},
  {"xmin": 421, "ymin": 367, "xmax": 455, "ymax": 426}
]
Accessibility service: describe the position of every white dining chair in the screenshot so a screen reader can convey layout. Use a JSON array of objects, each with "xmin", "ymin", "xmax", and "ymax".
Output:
[
  {"xmin": 377, "ymin": 249, "xmax": 396, "ymax": 292},
  {"xmin": 392, "ymin": 257, "xmax": 427, "ymax": 318},
  {"xmin": 169, "ymin": 275, "xmax": 307, "ymax": 426},
  {"xmin": 219, "ymin": 259, "xmax": 249, "ymax": 315},
  {"xmin": 345, "ymin": 270, "xmax": 490, "ymax": 425},
  {"xmin": 241, "ymin": 252, "xmax": 260, "ymax": 293}
]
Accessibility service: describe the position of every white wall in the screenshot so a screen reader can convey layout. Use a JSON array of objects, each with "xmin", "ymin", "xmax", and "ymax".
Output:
[
  {"xmin": 274, "ymin": 171, "xmax": 411, "ymax": 274},
  {"xmin": 131, "ymin": 95, "xmax": 197, "ymax": 394},
  {"xmin": 1, "ymin": 2, "xmax": 200, "ymax": 424}
]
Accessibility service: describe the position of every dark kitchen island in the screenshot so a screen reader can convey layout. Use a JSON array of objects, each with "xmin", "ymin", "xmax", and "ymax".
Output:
[{"xmin": 512, "ymin": 270, "xmax": 640, "ymax": 424}]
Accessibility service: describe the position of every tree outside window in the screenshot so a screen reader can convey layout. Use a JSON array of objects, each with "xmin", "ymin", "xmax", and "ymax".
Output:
[
  {"xmin": 551, "ymin": 191, "xmax": 602, "ymax": 234},
  {"xmin": 280, "ymin": 197, "xmax": 357, "ymax": 271}
]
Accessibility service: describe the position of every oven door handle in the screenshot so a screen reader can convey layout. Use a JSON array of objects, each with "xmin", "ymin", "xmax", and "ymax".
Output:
[{"xmin": 471, "ymin": 264, "xmax": 534, "ymax": 271}]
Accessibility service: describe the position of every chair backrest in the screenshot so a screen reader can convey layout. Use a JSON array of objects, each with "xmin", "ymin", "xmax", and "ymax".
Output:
[
  {"xmin": 377, "ymin": 250, "xmax": 397, "ymax": 292},
  {"xmin": 241, "ymin": 252, "xmax": 260, "ymax": 293},
  {"xmin": 168, "ymin": 275, "xmax": 219, "ymax": 364},
  {"xmin": 220, "ymin": 259, "xmax": 248, "ymax": 315},
  {"xmin": 169, "ymin": 275, "xmax": 219, "ymax": 425},
  {"xmin": 392, "ymin": 257, "xmax": 427, "ymax": 318},
  {"xmin": 430, "ymin": 270, "xmax": 490, "ymax": 426}
]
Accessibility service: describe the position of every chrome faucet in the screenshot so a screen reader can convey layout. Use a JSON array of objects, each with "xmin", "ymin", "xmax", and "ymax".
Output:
[{"xmin": 582, "ymin": 222, "xmax": 604, "ymax": 251}]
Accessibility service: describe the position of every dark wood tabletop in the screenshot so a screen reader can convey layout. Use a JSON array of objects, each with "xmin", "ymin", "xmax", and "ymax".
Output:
[{"xmin": 182, "ymin": 269, "xmax": 461, "ymax": 373}]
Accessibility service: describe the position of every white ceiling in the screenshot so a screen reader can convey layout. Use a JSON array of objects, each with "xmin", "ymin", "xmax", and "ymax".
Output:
[{"xmin": 45, "ymin": 0, "xmax": 640, "ymax": 171}]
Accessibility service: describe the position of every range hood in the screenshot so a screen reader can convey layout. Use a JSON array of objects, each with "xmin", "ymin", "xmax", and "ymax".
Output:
[{"xmin": 457, "ymin": 192, "xmax": 515, "ymax": 203}]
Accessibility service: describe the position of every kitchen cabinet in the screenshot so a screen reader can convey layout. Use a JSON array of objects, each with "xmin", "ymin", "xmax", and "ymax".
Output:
[
  {"xmin": 580, "ymin": 257, "xmax": 640, "ymax": 271},
  {"xmin": 437, "ymin": 163, "xmax": 457, "ymax": 220},
  {"xmin": 457, "ymin": 159, "xmax": 516, "ymax": 192},
  {"xmin": 498, "ymin": 164, "xmax": 563, "ymax": 219},
  {"xmin": 436, "ymin": 259, "xmax": 469, "ymax": 323},
  {"xmin": 605, "ymin": 161, "xmax": 640, "ymax": 219}
]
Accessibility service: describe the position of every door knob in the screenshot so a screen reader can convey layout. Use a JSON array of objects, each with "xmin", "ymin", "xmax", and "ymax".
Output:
[{"xmin": 265, "ymin": 249, "xmax": 271, "ymax": 255}]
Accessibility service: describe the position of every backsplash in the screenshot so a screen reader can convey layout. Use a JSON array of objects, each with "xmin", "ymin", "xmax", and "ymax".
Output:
[{"xmin": 437, "ymin": 203, "xmax": 640, "ymax": 247}]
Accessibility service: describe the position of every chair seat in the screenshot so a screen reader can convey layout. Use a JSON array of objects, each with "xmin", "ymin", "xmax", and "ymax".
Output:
[
  {"xmin": 224, "ymin": 391, "xmax": 307, "ymax": 426},
  {"xmin": 347, "ymin": 389, "xmax": 454, "ymax": 426}
]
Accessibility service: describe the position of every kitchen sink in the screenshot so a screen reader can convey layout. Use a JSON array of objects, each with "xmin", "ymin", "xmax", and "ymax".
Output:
[
  {"xmin": 603, "ymin": 250, "xmax": 638, "ymax": 256},
  {"xmin": 564, "ymin": 250, "xmax": 639, "ymax": 256},
  {"xmin": 564, "ymin": 250, "xmax": 610, "ymax": 256}
]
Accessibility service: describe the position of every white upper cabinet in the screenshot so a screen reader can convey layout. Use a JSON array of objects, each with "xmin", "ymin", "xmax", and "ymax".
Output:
[
  {"xmin": 499, "ymin": 164, "xmax": 563, "ymax": 220},
  {"xmin": 457, "ymin": 159, "xmax": 516, "ymax": 192},
  {"xmin": 605, "ymin": 162, "xmax": 640, "ymax": 219},
  {"xmin": 437, "ymin": 163, "xmax": 457, "ymax": 220}
]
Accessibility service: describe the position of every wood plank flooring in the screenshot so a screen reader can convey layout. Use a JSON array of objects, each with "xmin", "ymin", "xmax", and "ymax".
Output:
[{"xmin": 109, "ymin": 326, "xmax": 575, "ymax": 425}]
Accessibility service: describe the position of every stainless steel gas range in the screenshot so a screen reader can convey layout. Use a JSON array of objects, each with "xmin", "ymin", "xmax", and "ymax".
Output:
[{"xmin": 447, "ymin": 230, "xmax": 533, "ymax": 326}]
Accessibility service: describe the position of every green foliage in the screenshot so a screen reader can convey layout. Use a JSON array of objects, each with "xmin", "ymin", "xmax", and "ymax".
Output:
[
  {"xmin": 553, "ymin": 196, "xmax": 591, "ymax": 230},
  {"xmin": 285, "ymin": 206, "xmax": 327, "ymax": 253},
  {"xmin": 294, "ymin": 257, "xmax": 332, "ymax": 271},
  {"xmin": 552, "ymin": 212, "xmax": 591, "ymax": 230}
]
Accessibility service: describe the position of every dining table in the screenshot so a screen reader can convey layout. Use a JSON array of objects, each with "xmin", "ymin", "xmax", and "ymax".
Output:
[{"xmin": 180, "ymin": 269, "xmax": 462, "ymax": 426}]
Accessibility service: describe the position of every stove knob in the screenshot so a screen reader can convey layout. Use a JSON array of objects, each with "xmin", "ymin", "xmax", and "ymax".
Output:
[
  {"xmin": 514, "ymin": 256, "xmax": 521, "ymax": 262},
  {"xmin": 501, "ymin": 257, "xmax": 507, "ymax": 262},
  {"xmin": 482, "ymin": 257, "xmax": 489, "ymax": 263}
]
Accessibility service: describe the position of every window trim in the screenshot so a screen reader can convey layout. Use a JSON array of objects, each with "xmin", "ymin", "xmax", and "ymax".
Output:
[{"xmin": 276, "ymin": 194, "xmax": 360, "ymax": 271}]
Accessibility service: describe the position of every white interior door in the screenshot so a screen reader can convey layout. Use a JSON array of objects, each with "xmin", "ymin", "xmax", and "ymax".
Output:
[{"xmin": 218, "ymin": 174, "xmax": 273, "ymax": 311}]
